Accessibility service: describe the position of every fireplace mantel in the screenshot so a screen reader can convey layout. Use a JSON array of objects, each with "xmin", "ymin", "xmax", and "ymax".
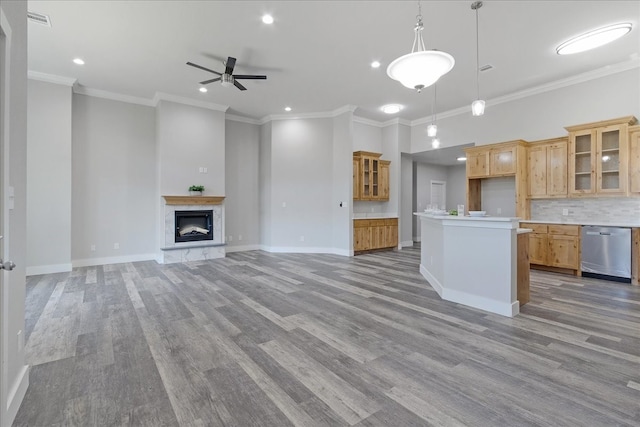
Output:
[{"xmin": 162, "ymin": 195, "xmax": 225, "ymax": 205}]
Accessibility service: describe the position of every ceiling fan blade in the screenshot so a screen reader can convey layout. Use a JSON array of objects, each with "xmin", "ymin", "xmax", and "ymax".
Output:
[
  {"xmin": 200, "ymin": 77, "xmax": 221, "ymax": 85},
  {"xmin": 233, "ymin": 75, "xmax": 267, "ymax": 80},
  {"xmin": 225, "ymin": 57, "xmax": 236, "ymax": 75},
  {"xmin": 234, "ymin": 80, "xmax": 247, "ymax": 91},
  {"xmin": 186, "ymin": 61, "xmax": 222, "ymax": 75}
]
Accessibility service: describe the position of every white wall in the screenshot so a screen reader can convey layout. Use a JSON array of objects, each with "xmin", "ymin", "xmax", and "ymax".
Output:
[
  {"xmin": 400, "ymin": 153, "xmax": 413, "ymax": 246},
  {"xmin": 353, "ymin": 121, "xmax": 382, "ymax": 152},
  {"xmin": 1, "ymin": 1, "xmax": 29, "ymax": 423},
  {"xmin": 411, "ymin": 68, "xmax": 640, "ymax": 152},
  {"xmin": 446, "ymin": 164, "xmax": 466, "ymax": 212},
  {"xmin": 269, "ymin": 118, "xmax": 334, "ymax": 251},
  {"xmin": 225, "ymin": 119, "xmax": 260, "ymax": 250},
  {"xmin": 26, "ymin": 80, "xmax": 72, "ymax": 274},
  {"xmin": 72, "ymin": 94, "xmax": 157, "ymax": 264},
  {"xmin": 413, "ymin": 162, "xmax": 448, "ymax": 240}
]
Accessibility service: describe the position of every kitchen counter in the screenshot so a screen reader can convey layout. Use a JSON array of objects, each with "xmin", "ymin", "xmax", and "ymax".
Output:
[
  {"xmin": 521, "ymin": 219, "xmax": 640, "ymax": 228},
  {"xmin": 353, "ymin": 213, "xmax": 398, "ymax": 219},
  {"xmin": 415, "ymin": 212, "xmax": 523, "ymax": 317}
]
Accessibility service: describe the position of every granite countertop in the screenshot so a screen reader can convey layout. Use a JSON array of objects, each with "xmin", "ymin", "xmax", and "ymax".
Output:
[{"xmin": 521, "ymin": 219, "xmax": 640, "ymax": 228}]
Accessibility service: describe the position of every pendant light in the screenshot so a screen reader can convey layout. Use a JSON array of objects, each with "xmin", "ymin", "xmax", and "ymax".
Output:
[
  {"xmin": 471, "ymin": 1, "xmax": 485, "ymax": 116},
  {"xmin": 427, "ymin": 84, "xmax": 437, "ymax": 137},
  {"xmin": 387, "ymin": 2, "xmax": 455, "ymax": 92}
]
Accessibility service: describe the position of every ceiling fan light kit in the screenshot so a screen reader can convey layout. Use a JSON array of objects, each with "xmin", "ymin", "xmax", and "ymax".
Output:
[
  {"xmin": 386, "ymin": 2, "xmax": 455, "ymax": 92},
  {"xmin": 186, "ymin": 56, "xmax": 267, "ymax": 91}
]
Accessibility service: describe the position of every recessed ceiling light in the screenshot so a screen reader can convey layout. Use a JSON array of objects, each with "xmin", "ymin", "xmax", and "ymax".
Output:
[
  {"xmin": 371, "ymin": 61, "xmax": 381, "ymax": 68},
  {"xmin": 262, "ymin": 14, "xmax": 274, "ymax": 24},
  {"xmin": 381, "ymin": 104, "xmax": 402, "ymax": 114},
  {"xmin": 556, "ymin": 23, "xmax": 632, "ymax": 55},
  {"xmin": 457, "ymin": 156, "xmax": 467, "ymax": 162},
  {"xmin": 284, "ymin": 106, "xmax": 292, "ymax": 112},
  {"xmin": 73, "ymin": 58, "xmax": 85, "ymax": 65},
  {"xmin": 199, "ymin": 87, "xmax": 208, "ymax": 93}
]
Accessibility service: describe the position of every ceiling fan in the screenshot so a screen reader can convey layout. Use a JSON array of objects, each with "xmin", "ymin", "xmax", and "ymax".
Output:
[{"xmin": 186, "ymin": 56, "xmax": 267, "ymax": 91}]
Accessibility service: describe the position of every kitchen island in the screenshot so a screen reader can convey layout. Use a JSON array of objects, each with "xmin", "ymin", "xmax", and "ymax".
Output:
[{"xmin": 415, "ymin": 213, "xmax": 529, "ymax": 317}]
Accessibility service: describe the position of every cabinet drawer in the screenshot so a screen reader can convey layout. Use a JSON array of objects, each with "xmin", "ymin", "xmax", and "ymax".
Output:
[
  {"xmin": 548, "ymin": 224, "xmax": 580, "ymax": 236},
  {"xmin": 384, "ymin": 218, "xmax": 398, "ymax": 226},
  {"xmin": 521, "ymin": 223, "xmax": 548, "ymax": 234},
  {"xmin": 354, "ymin": 219, "xmax": 371, "ymax": 227}
]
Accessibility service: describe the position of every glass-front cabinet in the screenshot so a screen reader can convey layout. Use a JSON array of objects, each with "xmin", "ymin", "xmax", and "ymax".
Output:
[
  {"xmin": 353, "ymin": 151, "xmax": 389, "ymax": 201},
  {"xmin": 567, "ymin": 117, "xmax": 635, "ymax": 196}
]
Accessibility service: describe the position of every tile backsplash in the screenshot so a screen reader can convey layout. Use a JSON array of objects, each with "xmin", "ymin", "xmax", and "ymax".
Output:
[{"xmin": 531, "ymin": 197, "xmax": 640, "ymax": 223}]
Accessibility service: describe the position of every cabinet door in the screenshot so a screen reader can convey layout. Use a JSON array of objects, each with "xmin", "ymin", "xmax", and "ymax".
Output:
[
  {"xmin": 569, "ymin": 130, "xmax": 596, "ymax": 195},
  {"xmin": 379, "ymin": 161, "xmax": 390, "ymax": 201},
  {"xmin": 371, "ymin": 221, "xmax": 385, "ymax": 249},
  {"xmin": 371, "ymin": 159, "xmax": 380, "ymax": 199},
  {"xmin": 528, "ymin": 233, "xmax": 548, "ymax": 265},
  {"xmin": 353, "ymin": 158, "xmax": 360, "ymax": 200},
  {"xmin": 548, "ymin": 235, "xmax": 579, "ymax": 269},
  {"xmin": 491, "ymin": 146, "xmax": 517, "ymax": 176},
  {"xmin": 384, "ymin": 219, "xmax": 398, "ymax": 248},
  {"xmin": 466, "ymin": 151, "xmax": 489, "ymax": 178},
  {"xmin": 528, "ymin": 146, "xmax": 547, "ymax": 197},
  {"xmin": 596, "ymin": 124, "xmax": 627, "ymax": 194},
  {"xmin": 354, "ymin": 221, "xmax": 370, "ymax": 251},
  {"xmin": 547, "ymin": 142, "xmax": 568, "ymax": 196},
  {"xmin": 630, "ymin": 131, "xmax": 640, "ymax": 193}
]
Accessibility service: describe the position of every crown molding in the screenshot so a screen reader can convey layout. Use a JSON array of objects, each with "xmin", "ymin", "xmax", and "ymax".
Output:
[
  {"xmin": 28, "ymin": 70, "xmax": 77, "ymax": 87},
  {"xmin": 353, "ymin": 116, "xmax": 384, "ymax": 127},
  {"xmin": 259, "ymin": 104, "xmax": 357, "ymax": 124},
  {"xmin": 381, "ymin": 117, "xmax": 411, "ymax": 127},
  {"xmin": 411, "ymin": 57, "xmax": 640, "ymax": 126},
  {"xmin": 153, "ymin": 92, "xmax": 229, "ymax": 112},
  {"xmin": 225, "ymin": 114, "xmax": 262, "ymax": 125},
  {"xmin": 73, "ymin": 86, "xmax": 155, "ymax": 106}
]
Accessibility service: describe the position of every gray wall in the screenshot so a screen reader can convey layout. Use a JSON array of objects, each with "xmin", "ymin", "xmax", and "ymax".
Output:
[
  {"xmin": 411, "ymin": 68, "xmax": 640, "ymax": 152},
  {"xmin": 26, "ymin": 80, "xmax": 72, "ymax": 274},
  {"xmin": 413, "ymin": 162, "xmax": 448, "ymax": 240},
  {"xmin": 1, "ymin": 0, "xmax": 29, "ymax": 423},
  {"xmin": 225, "ymin": 119, "xmax": 260, "ymax": 250},
  {"xmin": 400, "ymin": 153, "xmax": 413, "ymax": 246},
  {"xmin": 72, "ymin": 94, "xmax": 157, "ymax": 263},
  {"xmin": 446, "ymin": 164, "xmax": 466, "ymax": 212},
  {"xmin": 332, "ymin": 112, "xmax": 354, "ymax": 255},
  {"xmin": 481, "ymin": 177, "xmax": 517, "ymax": 217},
  {"xmin": 259, "ymin": 121, "xmax": 272, "ymax": 248},
  {"xmin": 269, "ymin": 118, "xmax": 334, "ymax": 250}
]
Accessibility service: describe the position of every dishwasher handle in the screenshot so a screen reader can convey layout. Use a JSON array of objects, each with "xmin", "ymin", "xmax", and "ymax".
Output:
[{"xmin": 585, "ymin": 231, "xmax": 611, "ymax": 236}]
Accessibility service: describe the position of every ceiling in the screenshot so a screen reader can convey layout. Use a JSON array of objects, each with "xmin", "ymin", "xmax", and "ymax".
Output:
[{"xmin": 27, "ymin": 1, "xmax": 639, "ymax": 123}]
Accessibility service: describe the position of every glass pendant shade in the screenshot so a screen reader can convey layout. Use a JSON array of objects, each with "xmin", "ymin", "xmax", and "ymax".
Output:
[
  {"xmin": 387, "ymin": 51, "xmax": 455, "ymax": 91},
  {"xmin": 471, "ymin": 99, "xmax": 485, "ymax": 116},
  {"xmin": 431, "ymin": 138, "xmax": 441, "ymax": 148},
  {"xmin": 427, "ymin": 124, "xmax": 437, "ymax": 137}
]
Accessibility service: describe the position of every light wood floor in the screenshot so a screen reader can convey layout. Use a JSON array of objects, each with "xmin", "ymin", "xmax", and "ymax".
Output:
[{"xmin": 13, "ymin": 247, "xmax": 640, "ymax": 426}]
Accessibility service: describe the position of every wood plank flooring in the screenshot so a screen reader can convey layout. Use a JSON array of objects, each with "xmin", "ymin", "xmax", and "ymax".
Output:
[{"xmin": 13, "ymin": 247, "xmax": 640, "ymax": 426}]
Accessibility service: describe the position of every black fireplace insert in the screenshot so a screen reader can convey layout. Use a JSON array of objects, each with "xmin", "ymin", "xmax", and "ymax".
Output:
[{"xmin": 175, "ymin": 210, "xmax": 213, "ymax": 243}]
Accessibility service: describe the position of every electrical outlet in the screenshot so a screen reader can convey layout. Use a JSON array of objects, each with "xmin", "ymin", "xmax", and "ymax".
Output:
[
  {"xmin": 228, "ymin": 235, "xmax": 233, "ymax": 242},
  {"xmin": 199, "ymin": 167, "xmax": 204, "ymax": 173},
  {"xmin": 203, "ymin": 167, "xmax": 207, "ymax": 173},
  {"xmin": 300, "ymin": 235, "xmax": 305, "ymax": 242},
  {"xmin": 90, "ymin": 244, "xmax": 96, "ymax": 252},
  {"xmin": 238, "ymin": 235, "xmax": 242, "ymax": 241},
  {"xmin": 562, "ymin": 208, "xmax": 569, "ymax": 216},
  {"xmin": 282, "ymin": 202, "xmax": 286, "ymax": 208},
  {"xmin": 371, "ymin": 207, "xmax": 374, "ymax": 212},
  {"xmin": 497, "ymin": 207, "xmax": 502, "ymax": 215},
  {"xmin": 113, "ymin": 243, "xmax": 119, "ymax": 249}
]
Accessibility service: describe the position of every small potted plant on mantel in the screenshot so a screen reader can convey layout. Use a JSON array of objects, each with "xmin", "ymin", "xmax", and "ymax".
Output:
[{"xmin": 189, "ymin": 185, "xmax": 204, "ymax": 196}]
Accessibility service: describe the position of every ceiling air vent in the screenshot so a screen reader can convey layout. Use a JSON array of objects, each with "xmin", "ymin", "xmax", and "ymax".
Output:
[{"xmin": 27, "ymin": 11, "xmax": 51, "ymax": 27}]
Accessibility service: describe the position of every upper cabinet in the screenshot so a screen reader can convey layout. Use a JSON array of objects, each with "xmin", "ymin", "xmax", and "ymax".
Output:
[
  {"xmin": 465, "ymin": 141, "xmax": 525, "ymax": 178},
  {"xmin": 353, "ymin": 151, "xmax": 390, "ymax": 201},
  {"xmin": 566, "ymin": 116, "xmax": 637, "ymax": 196},
  {"xmin": 527, "ymin": 137, "xmax": 568, "ymax": 198},
  {"xmin": 629, "ymin": 125, "xmax": 640, "ymax": 194}
]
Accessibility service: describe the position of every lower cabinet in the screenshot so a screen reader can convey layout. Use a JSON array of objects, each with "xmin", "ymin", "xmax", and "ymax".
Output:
[
  {"xmin": 354, "ymin": 218, "xmax": 398, "ymax": 253},
  {"xmin": 521, "ymin": 223, "xmax": 581, "ymax": 274}
]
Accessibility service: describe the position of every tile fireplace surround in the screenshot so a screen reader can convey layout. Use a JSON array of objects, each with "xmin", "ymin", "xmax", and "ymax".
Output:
[{"xmin": 159, "ymin": 196, "xmax": 225, "ymax": 263}]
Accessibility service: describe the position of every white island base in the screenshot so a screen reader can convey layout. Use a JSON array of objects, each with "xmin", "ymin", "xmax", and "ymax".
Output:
[{"xmin": 415, "ymin": 213, "xmax": 524, "ymax": 317}]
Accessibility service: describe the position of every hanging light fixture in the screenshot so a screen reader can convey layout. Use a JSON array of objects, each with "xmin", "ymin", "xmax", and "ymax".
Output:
[
  {"xmin": 387, "ymin": 2, "xmax": 455, "ymax": 92},
  {"xmin": 471, "ymin": 1, "xmax": 485, "ymax": 116},
  {"xmin": 427, "ymin": 84, "xmax": 438, "ymax": 137},
  {"xmin": 432, "ymin": 137, "xmax": 441, "ymax": 149}
]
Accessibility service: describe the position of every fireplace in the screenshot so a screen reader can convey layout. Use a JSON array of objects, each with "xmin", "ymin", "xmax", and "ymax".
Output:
[{"xmin": 175, "ymin": 210, "xmax": 213, "ymax": 243}]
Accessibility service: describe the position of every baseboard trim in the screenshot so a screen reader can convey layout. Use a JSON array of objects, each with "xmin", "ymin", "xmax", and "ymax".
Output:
[
  {"xmin": 400, "ymin": 240, "xmax": 414, "ymax": 248},
  {"xmin": 6, "ymin": 365, "xmax": 29, "ymax": 426},
  {"xmin": 26, "ymin": 263, "xmax": 72, "ymax": 276},
  {"xmin": 225, "ymin": 244, "xmax": 262, "ymax": 253},
  {"xmin": 72, "ymin": 253, "xmax": 157, "ymax": 268}
]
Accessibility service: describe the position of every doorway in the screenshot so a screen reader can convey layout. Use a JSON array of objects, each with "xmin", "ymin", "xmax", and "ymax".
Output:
[{"xmin": 430, "ymin": 180, "xmax": 446, "ymax": 210}]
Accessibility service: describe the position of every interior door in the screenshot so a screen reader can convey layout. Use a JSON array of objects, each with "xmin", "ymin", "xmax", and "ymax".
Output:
[{"xmin": 0, "ymin": 13, "xmax": 7, "ymax": 425}]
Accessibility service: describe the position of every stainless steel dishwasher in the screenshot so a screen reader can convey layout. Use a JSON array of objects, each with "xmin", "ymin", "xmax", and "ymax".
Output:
[{"xmin": 581, "ymin": 226, "xmax": 631, "ymax": 283}]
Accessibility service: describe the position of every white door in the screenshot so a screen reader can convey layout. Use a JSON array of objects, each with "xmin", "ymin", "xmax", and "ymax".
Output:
[{"xmin": 430, "ymin": 180, "xmax": 446, "ymax": 210}]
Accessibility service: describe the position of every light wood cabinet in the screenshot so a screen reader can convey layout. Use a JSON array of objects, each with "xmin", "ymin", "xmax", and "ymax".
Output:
[
  {"xmin": 527, "ymin": 138, "xmax": 568, "ymax": 198},
  {"xmin": 521, "ymin": 223, "xmax": 580, "ymax": 274},
  {"xmin": 353, "ymin": 218, "xmax": 398, "ymax": 253},
  {"xmin": 566, "ymin": 116, "xmax": 636, "ymax": 196},
  {"xmin": 629, "ymin": 127, "xmax": 640, "ymax": 194},
  {"xmin": 465, "ymin": 140, "xmax": 528, "ymax": 219},
  {"xmin": 517, "ymin": 233, "xmax": 530, "ymax": 306},
  {"xmin": 353, "ymin": 151, "xmax": 390, "ymax": 201}
]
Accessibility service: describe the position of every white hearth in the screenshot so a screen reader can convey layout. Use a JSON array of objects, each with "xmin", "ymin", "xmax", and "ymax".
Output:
[{"xmin": 159, "ymin": 196, "xmax": 226, "ymax": 263}]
